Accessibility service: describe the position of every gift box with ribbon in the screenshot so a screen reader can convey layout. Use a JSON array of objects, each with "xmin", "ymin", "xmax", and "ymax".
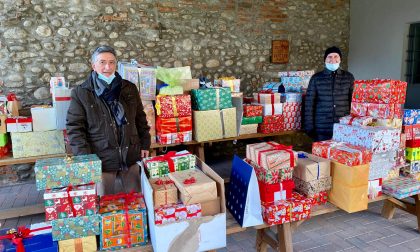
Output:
[
  {"xmin": 245, "ymin": 158, "xmax": 293, "ymax": 183},
  {"xmin": 156, "ymin": 116, "xmax": 192, "ymax": 133},
  {"xmin": 243, "ymin": 104, "xmax": 263, "ymax": 117},
  {"xmin": 246, "ymin": 142, "xmax": 297, "ymax": 170},
  {"xmin": 34, "ymin": 154, "xmax": 101, "ymax": 190},
  {"xmin": 156, "ymin": 131, "xmax": 192, "ymax": 145},
  {"xmin": 404, "ymin": 160, "xmax": 420, "ymax": 174},
  {"xmin": 58, "ymin": 236, "xmax": 96, "ymax": 252},
  {"xmin": 12, "ymin": 130, "xmax": 66, "ymax": 159},
  {"xmin": 155, "ymin": 94, "xmax": 192, "ymax": 118},
  {"xmin": 44, "ymin": 184, "xmax": 97, "ymax": 221},
  {"xmin": 351, "ymin": 102, "xmax": 403, "ymax": 119},
  {"xmin": 168, "ymin": 169, "xmax": 218, "ymax": 205},
  {"xmin": 406, "ymin": 147, "xmax": 420, "ymax": 162},
  {"xmin": 339, "ymin": 115, "xmax": 375, "ymax": 126},
  {"xmin": 352, "ymin": 79, "xmax": 407, "ymax": 104},
  {"xmin": 382, "ymin": 176, "xmax": 420, "ymax": 199},
  {"xmin": 403, "ymin": 109, "xmax": 420, "ymax": 125},
  {"xmin": 258, "ymin": 179, "xmax": 295, "ymax": 203},
  {"xmin": 403, "ymin": 124, "xmax": 420, "ymax": 140},
  {"xmin": 309, "ymin": 191, "xmax": 328, "ymax": 206},
  {"xmin": 99, "ymin": 192, "xmax": 148, "ymax": 250},
  {"xmin": 52, "ymin": 87, "xmax": 72, "ymax": 130},
  {"xmin": 149, "ymin": 177, "xmax": 178, "ymax": 207},
  {"xmin": 261, "ymin": 103, "xmax": 282, "ymax": 116},
  {"xmin": 293, "ymin": 176, "xmax": 332, "ymax": 197},
  {"xmin": 51, "ymin": 215, "xmax": 100, "ymax": 241},
  {"xmin": 312, "ymin": 140, "xmax": 372, "ymax": 166},
  {"xmin": 191, "ymin": 87, "xmax": 232, "ymax": 111},
  {"xmin": 154, "ymin": 202, "xmax": 202, "ymax": 225},
  {"xmin": 332, "ymin": 124, "xmax": 401, "ymax": 153},
  {"xmin": 0, "ymin": 223, "xmax": 57, "ymax": 252},
  {"xmin": 193, "ymin": 108, "xmax": 237, "ymax": 142},
  {"xmin": 6, "ymin": 117, "xmax": 32, "ymax": 132},
  {"xmin": 143, "ymin": 151, "xmax": 196, "ymax": 179},
  {"xmin": 295, "ymin": 152, "xmax": 330, "ymax": 182},
  {"xmin": 252, "ymin": 91, "xmax": 281, "ymax": 104},
  {"xmin": 241, "ymin": 116, "xmax": 263, "ymax": 125}
]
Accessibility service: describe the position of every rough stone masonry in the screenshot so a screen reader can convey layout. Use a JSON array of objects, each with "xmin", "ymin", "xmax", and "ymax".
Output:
[{"xmin": 0, "ymin": 0, "xmax": 350, "ymax": 106}]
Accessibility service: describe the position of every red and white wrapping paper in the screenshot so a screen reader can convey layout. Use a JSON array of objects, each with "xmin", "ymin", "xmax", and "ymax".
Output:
[
  {"xmin": 246, "ymin": 142, "xmax": 297, "ymax": 170},
  {"xmin": 351, "ymin": 102, "xmax": 403, "ymax": 119},
  {"xmin": 312, "ymin": 140, "xmax": 372, "ymax": 166},
  {"xmin": 339, "ymin": 115, "xmax": 374, "ymax": 126},
  {"xmin": 368, "ymin": 178, "xmax": 383, "ymax": 200},
  {"xmin": 352, "ymin": 79, "xmax": 407, "ymax": 104},
  {"xmin": 252, "ymin": 92, "xmax": 281, "ymax": 104},
  {"xmin": 155, "ymin": 94, "xmax": 192, "ymax": 118},
  {"xmin": 154, "ymin": 202, "xmax": 201, "ymax": 225}
]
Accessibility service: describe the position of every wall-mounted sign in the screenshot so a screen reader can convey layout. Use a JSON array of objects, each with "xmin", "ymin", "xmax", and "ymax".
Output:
[{"xmin": 271, "ymin": 40, "xmax": 289, "ymax": 64}]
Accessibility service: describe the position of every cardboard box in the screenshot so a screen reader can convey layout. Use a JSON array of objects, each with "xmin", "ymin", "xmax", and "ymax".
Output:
[
  {"xmin": 331, "ymin": 161, "xmax": 369, "ymax": 187},
  {"xmin": 31, "ymin": 107, "xmax": 57, "ymax": 132},
  {"xmin": 295, "ymin": 152, "xmax": 331, "ymax": 181},
  {"xmin": 149, "ymin": 177, "xmax": 178, "ymax": 207},
  {"xmin": 0, "ymin": 114, "xmax": 6, "ymax": 134},
  {"xmin": 140, "ymin": 156, "xmax": 226, "ymax": 252},
  {"xmin": 328, "ymin": 180, "xmax": 368, "ymax": 213}
]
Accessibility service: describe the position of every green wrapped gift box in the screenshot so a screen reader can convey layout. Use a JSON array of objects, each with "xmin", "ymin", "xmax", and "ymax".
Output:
[
  {"xmin": 51, "ymin": 214, "xmax": 101, "ymax": 241},
  {"xmin": 0, "ymin": 133, "xmax": 7, "ymax": 147},
  {"xmin": 35, "ymin": 154, "xmax": 102, "ymax": 190},
  {"xmin": 143, "ymin": 151, "xmax": 196, "ymax": 178},
  {"xmin": 241, "ymin": 116, "xmax": 263, "ymax": 125},
  {"xmin": 191, "ymin": 87, "xmax": 232, "ymax": 111}
]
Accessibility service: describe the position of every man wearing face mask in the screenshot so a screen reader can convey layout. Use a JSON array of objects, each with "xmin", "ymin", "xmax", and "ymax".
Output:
[
  {"xmin": 66, "ymin": 45, "xmax": 151, "ymax": 195},
  {"xmin": 304, "ymin": 46, "xmax": 355, "ymax": 141}
]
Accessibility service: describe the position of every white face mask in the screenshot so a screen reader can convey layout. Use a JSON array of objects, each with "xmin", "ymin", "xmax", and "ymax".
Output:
[{"xmin": 326, "ymin": 63, "xmax": 340, "ymax": 71}]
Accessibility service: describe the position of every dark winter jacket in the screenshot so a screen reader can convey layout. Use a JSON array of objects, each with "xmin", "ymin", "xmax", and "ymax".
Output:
[
  {"xmin": 66, "ymin": 72, "xmax": 151, "ymax": 172},
  {"xmin": 304, "ymin": 68, "xmax": 354, "ymax": 138}
]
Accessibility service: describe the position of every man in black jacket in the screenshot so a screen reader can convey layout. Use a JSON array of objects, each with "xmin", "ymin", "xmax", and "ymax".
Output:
[
  {"xmin": 66, "ymin": 45, "xmax": 151, "ymax": 195},
  {"xmin": 304, "ymin": 46, "xmax": 355, "ymax": 141}
]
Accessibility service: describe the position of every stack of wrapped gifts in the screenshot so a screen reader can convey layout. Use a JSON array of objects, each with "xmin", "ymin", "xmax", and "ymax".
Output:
[
  {"xmin": 191, "ymin": 87, "xmax": 237, "ymax": 141},
  {"xmin": 282, "ymin": 93, "xmax": 302, "ymax": 130},
  {"xmin": 245, "ymin": 141, "xmax": 313, "ymax": 225},
  {"xmin": 239, "ymin": 104, "xmax": 263, "ymax": 135},
  {"xmin": 252, "ymin": 92, "xmax": 283, "ymax": 133},
  {"xmin": 34, "ymin": 154, "xmax": 102, "ymax": 250},
  {"xmin": 402, "ymin": 109, "xmax": 420, "ymax": 177},
  {"xmin": 155, "ymin": 94, "xmax": 193, "ymax": 144}
]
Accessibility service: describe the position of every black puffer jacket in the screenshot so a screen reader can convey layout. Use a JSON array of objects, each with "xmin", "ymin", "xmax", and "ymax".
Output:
[
  {"xmin": 304, "ymin": 68, "xmax": 354, "ymax": 138},
  {"xmin": 66, "ymin": 72, "xmax": 151, "ymax": 172}
]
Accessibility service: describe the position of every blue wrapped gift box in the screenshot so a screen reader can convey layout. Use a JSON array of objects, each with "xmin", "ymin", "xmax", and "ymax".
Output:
[{"xmin": 0, "ymin": 225, "xmax": 58, "ymax": 252}]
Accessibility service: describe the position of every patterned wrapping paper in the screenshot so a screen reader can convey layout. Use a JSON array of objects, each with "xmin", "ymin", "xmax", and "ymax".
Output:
[
  {"xmin": 258, "ymin": 123, "xmax": 284, "ymax": 134},
  {"xmin": 157, "ymin": 131, "xmax": 192, "ymax": 145},
  {"xmin": 143, "ymin": 151, "xmax": 196, "ymax": 179},
  {"xmin": 403, "ymin": 171, "xmax": 420, "ymax": 182},
  {"xmin": 243, "ymin": 104, "xmax": 263, "ymax": 117},
  {"xmin": 51, "ymin": 214, "xmax": 100, "ymax": 241},
  {"xmin": 339, "ymin": 115, "xmax": 374, "ymax": 126},
  {"xmin": 0, "ymin": 145, "xmax": 9, "ymax": 158},
  {"xmin": 295, "ymin": 152, "xmax": 331, "ymax": 182},
  {"xmin": 283, "ymin": 102, "xmax": 302, "ymax": 130},
  {"xmin": 154, "ymin": 202, "xmax": 202, "ymax": 225},
  {"xmin": 11, "ymin": 130, "xmax": 65, "ymax": 159},
  {"xmin": 239, "ymin": 124, "xmax": 258, "ymax": 135},
  {"xmin": 281, "ymin": 77, "xmax": 304, "ymax": 93},
  {"xmin": 58, "ymin": 236, "xmax": 97, "ymax": 252},
  {"xmin": 332, "ymin": 124, "xmax": 401, "ymax": 153},
  {"xmin": 191, "ymin": 88, "xmax": 232, "ymax": 111},
  {"xmin": 149, "ymin": 177, "xmax": 178, "ymax": 207},
  {"xmin": 241, "ymin": 116, "xmax": 263, "ymax": 125},
  {"xmin": 350, "ymin": 102, "xmax": 403, "ymax": 119},
  {"xmin": 246, "ymin": 142, "xmax": 297, "ymax": 170},
  {"xmin": 168, "ymin": 169, "xmax": 218, "ymax": 205},
  {"xmin": 394, "ymin": 148, "xmax": 406, "ymax": 168},
  {"xmin": 5, "ymin": 117, "xmax": 32, "ymax": 132},
  {"xmin": 139, "ymin": 67, "xmax": 157, "ymax": 101},
  {"xmin": 262, "ymin": 82, "xmax": 282, "ymax": 93},
  {"xmin": 44, "ymin": 184, "xmax": 97, "ymax": 221},
  {"xmin": 155, "ymin": 94, "xmax": 192, "ymax": 118},
  {"xmin": 258, "ymin": 179, "xmax": 295, "ymax": 203},
  {"xmin": 368, "ymin": 178, "xmax": 383, "ymax": 200},
  {"xmin": 374, "ymin": 118, "xmax": 403, "ymax": 129},
  {"xmin": 142, "ymin": 100, "xmax": 156, "ymax": 144},
  {"xmin": 406, "ymin": 139, "xmax": 420, "ymax": 148},
  {"xmin": 293, "ymin": 176, "xmax": 332, "ymax": 197},
  {"xmin": 156, "ymin": 116, "xmax": 192, "ymax": 133},
  {"xmin": 400, "ymin": 133, "xmax": 406, "ymax": 149},
  {"xmin": 386, "ymin": 168, "xmax": 401, "ymax": 181},
  {"xmin": 309, "ymin": 191, "xmax": 328, "ymax": 206},
  {"xmin": 382, "ymin": 176, "xmax": 420, "ymax": 199},
  {"xmin": 403, "ymin": 109, "xmax": 420, "ymax": 125},
  {"xmin": 404, "ymin": 161, "xmax": 420, "ymax": 174},
  {"xmin": 312, "ymin": 140, "xmax": 372, "ymax": 166},
  {"xmin": 406, "ymin": 147, "xmax": 420, "ymax": 161},
  {"xmin": 193, "ymin": 110, "xmax": 223, "ymax": 142},
  {"xmin": 261, "ymin": 103, "xmax": 282, "ymax": 116},
  {"xmin": 281, "ymin": 93, "xmax": 303, "ymax": 103},
  {"xmin": 220, "ymin": 107, "xmax": 237, "ymax": 138},
  {"xmin": 245, "ymin": 158, "xmax": 293, "ymax": 183},
  {"xmin": 369, "ymin": 150, "xmax": 397, "ymax": 180},
  {"xmin": 262, "ymin": 114, "xmax": 283, "ymax": 124},
  {"xmin": 99, "ymin": 192, "xmax": 148, "ymax": 250},
  {"xmin": 35, "ymin": 154, "xmax": 101, "ymax": 190},
  {"xmin": 252, "ymin": 92, "xmax": 281, "ymax": 104},
  {"xmin": 279, "ymin": 70, "xmax": 315, "ymax": 89},
  {"xmin": 261, "ymin": 192, "xmax": 312, "ymax": 226},
  {"xmin": 403, "ymin": 124, "xmax": 420, "ymax": 140},
  {"xmin": 352, "ymin": 79, "xmax": 407, "ymax": 104}
]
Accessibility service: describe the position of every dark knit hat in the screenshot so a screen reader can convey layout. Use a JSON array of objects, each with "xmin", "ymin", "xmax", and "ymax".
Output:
[{"xmin": 324, "ymin": 46, "xmax": 342, "ymax": 61}]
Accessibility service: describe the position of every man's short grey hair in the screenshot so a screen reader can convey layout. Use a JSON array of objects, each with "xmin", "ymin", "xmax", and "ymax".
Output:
[{"xmin": 91, "ymin": 45, "xmax": 117, "ymax": 63}]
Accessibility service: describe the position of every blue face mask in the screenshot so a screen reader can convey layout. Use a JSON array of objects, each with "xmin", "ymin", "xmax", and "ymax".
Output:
[
  {"xmin": 97, "ymin": 73, "xmax": 116, "ymax": 84},
  {"xmin": 326, "ymin": 63, "xmax": 340, "ymax": 71}
]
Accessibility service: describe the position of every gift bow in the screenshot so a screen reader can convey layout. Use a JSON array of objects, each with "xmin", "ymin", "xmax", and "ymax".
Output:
[
  {"xmin": 7, "ymin": 93, "xmax": 17, "ymax": 101},
  {"xmin": 183, "ymin": 177, "xmax": 196, "ymax": 185},
  {"xmin": 0, "ymin": 225, "xmax": 52, "ymax": 252}
]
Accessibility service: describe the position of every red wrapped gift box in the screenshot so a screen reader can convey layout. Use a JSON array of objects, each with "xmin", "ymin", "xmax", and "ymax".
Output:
[
  {"xmin": 258, "ymin": 179, "xmax": 295, "ymax": 203},
  {"xmin": 0, "ymin": 145, "xmax": 8, "ymax": 158},
  {"xmin": 157, "ymin": 131, "xmax": 192, "ymax": 145},
  {"xmin": 243, "ymin": 105, "xmax": 263, "ymax": 117},
  {"xmin": 350, "ymin": 102, "xmax": 403, "ymax": 119},
  {"xmin": 312, "ymin": 140, "xmax": 373, "ymax": 166},
  {"xmin": 407, "ymin": 139, "xmax": 420, "ymax": 148},
  {"xmin": 309, "ymin": 191, "xmax": 328, "ymax": 206},
  {"xmin": 262, "ymin": 114, "xmax": 283, "ymax": 124},
  {"xmin": 44, "ymin": 184, "xmax": 97, "ymax": 221},
  {"xmin": 156, "ymin": 116, "xmax": 192, "ymax": 134},
  {"xmin": 155, "ymin": 94, "xmax": 192, "ymax": 118},
  {"xmin": 404, "ymin": 125, "xmax": 420, "ymax": 141},
  {"xmin": 352, "ymin": 79, "xmax": 407, "ymax": 104}
]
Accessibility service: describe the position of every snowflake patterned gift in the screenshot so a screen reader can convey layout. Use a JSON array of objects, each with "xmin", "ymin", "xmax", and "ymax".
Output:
[
  {"xmin": 281, "ymin": 93, "xmax": 303, "ymax": 103},
  {"xmin": 403, "ymin": 109, "xmax": 420, "ymax": 125},
  {"xmin": 332, "ymin": 124, "xmax": 401, "ymax": 153},
  {"xmin": 44, "ymin": 183, "xmax": 97, "ymax": 221},
  {"xmin": 99, "ymin": 192, "xmax": 148, "ymax": 250},
  {"xmin": 312, "ymin": 140, "xmax": 372, "ymax": 166},
  {"xmin": 191, "ymin": 87, "xmax": 232, "ymax": 111},
  {"xmin": 35, "ymin": 154, "xmax": 102, "ymax": 190},
  {"xmin": 382, "ymin": 176, "xmax": 420, "ymax": 199},
  {"xmin": 352, "ymin": 79, "xmax": 407, "ymax": 104},
  {"xmin": 155, "ymin": 94, "xmax": 192, "ymax": 118},
  {"xmin": 51, "ymin": 214, "xmax": 101, "ymax": 241},
  {"xmin": 143, "ymin": 151, "xmax": 196, "ymax": 178}
]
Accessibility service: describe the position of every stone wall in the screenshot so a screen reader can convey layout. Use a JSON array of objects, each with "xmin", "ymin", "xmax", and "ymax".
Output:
[{"xmin": 0, "ymin": 0, "xmax": 350, "ymax": 106}]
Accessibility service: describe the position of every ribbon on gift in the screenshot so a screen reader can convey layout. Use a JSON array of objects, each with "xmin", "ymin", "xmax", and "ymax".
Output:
[
  {"xmin": 145, "ymin": 151, "xmax": 190, "ymax": 173},
  {"xmin": 155, "ymin": 178, "xmax": 175, "ymax": 205},
  {"xmin": 326, "ymin": 141, "xmax": 363, "ymax": 165},
  {"xmin": 298, "ymin": 152, "xmax": 321, "ymax": 180},
  {"xmin": 0, "ymin": 225, "xmax": 52, "ymax": 252},
  {"xmin": 7, "ymin": 93, "xmax": 17, "ymax": 101},
  {"xmin": 183, "ymin": 177, "xmax": 196, "ymax": 185},
  {"xmin": 220, "ymin": 110, "xmax": 226, "ymax": 138},
  {"xmin": 215, "ymin": 88, "xmax": 220, "ymax": 109},
  {"xmin": 171, "ymin": 96, "xmax": 179, "ymax": 117},
  {"xmin": 257, "ymin": 143, "xmax": 295, "ymax": 168},
  {"xmin": 257, "ymin": 90, "xmax": 274, "ymax": 104}
]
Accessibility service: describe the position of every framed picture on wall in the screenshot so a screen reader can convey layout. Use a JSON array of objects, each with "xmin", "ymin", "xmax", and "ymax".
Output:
[{"xmin": 271, "ymin": 40, "xmax": 289, "ymax": 64}]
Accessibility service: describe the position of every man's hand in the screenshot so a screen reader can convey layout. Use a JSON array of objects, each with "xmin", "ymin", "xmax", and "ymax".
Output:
[{"xmin": 141, "ymin": 150, "xmax": 149, "ymax": 158}]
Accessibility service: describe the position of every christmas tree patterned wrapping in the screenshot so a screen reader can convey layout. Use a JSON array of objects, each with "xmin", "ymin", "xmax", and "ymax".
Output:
[
  {"xmin": 191, "ymin": 87, "xmax": 232, "ymax": 111},
  {"xmin": 35, "ymin": 154, "xmax": 102, "ymax": 190},
  {"xmin": 143, "ymin": 151, "xmax": 196, "ymax": 179},
  {"xmin": 44, "ymin": 184, "xmax": 97, "ymax": 221}
]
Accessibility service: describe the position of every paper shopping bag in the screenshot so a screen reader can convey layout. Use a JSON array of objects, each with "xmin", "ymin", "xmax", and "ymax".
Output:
[{"xmin": 227, "ymin": 155, "xmax": 263, "ymax": 227}]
